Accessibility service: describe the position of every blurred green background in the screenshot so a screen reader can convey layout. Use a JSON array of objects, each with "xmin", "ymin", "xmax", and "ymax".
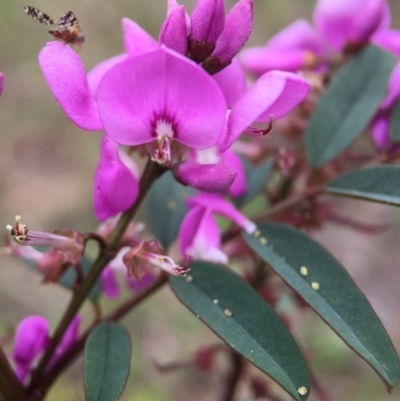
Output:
[{"xmin": 1, "ymin": 0, "xmax": 400, "ymax": 400}]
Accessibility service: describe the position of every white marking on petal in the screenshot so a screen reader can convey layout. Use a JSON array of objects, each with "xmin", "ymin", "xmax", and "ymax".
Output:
[
  {"xmin": 155, "ymin": 119, "xmax": 174, "ymax": 138},
  {"xmin": 195, "ymin": 146, "xmax": 221, "ymax": 164}
]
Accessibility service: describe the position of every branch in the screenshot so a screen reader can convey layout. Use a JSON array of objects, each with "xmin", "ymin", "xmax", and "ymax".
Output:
[
  {"xmin": 0, "ymin": 346, "xmax": 27, "ymax": 401},
  {"xmin": 34, "ymin": 272, "xmax": 169, "ymax": 397},
  {"xmin": 27, "ymin": 159, "xmax": 161, "ymax": 395}
]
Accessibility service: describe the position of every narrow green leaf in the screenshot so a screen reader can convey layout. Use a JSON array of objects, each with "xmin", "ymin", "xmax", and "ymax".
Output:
[
  {"xmin": 235, "ymin": 157, "xmax": 274, "ymax": 206},
  {"xmin": 326, "ymin": 165, "xmax": 400, "ymax": 206},
  {"xmin": 170, "ymin": 262, "xmax": 310, "ymax": 401},
  {"xmin": 21, "ymin": 254, "xmax": 101, "ymax": 301},
  {"xmin": 390, "ymin": 101, "xmax": 400, "ymax": 142},
  {"xmin": 305, "ymin": 45, "xmax": 396, "ymax": 168},
  {"xmin": 146, "ymin": 171, "xmax": 194, "ymax": 249},
  {"xmin": 244, "ymin": 223, "xmax": 400, "ymax": 389},
  {"xmin": 84, "ymin": 322, "xmax": 131, "ymax": 401}
]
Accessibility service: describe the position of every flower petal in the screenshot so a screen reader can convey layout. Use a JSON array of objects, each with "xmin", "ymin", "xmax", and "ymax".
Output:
[
  {"xmin": 159, "ymin": 5, "xmax": 188, "ymax": 54},
  {"xmin": 179, "ymin": 206, "xmax": 227, "ymax": 263},
  {"xmin": 371, "ymin": 113, "xmax": 390, "ymax": 149},
  {"xmin": 221, "ymin": 149, "xmax": 247, "ymax": 197},
  {"xmin": 38, "ymin": 41, "xmax": 102, "ymax": 130},
  {"xmin": 52, "ymin": 315, "xmax": 81, "ymax": 363},
  {"xmin": 187, "ymin": 195, "xmax": 256, "ymax": 233},
  {"xmin": 97, "ymin": 48, "xmax": 227, "ymax": 148},
  {"xmin": 267, "ymin": 19, "xmax": 327, "ymax": 56},
  {"xmin": 213, "ymin": 57, "xmax": 246, "ymax": 107},
  {"xmin": 101, "ymin": 267, "xmax": 121, "ymax": 298},
  {"xmin": 94, "ymin": 136, "xmax": 140, "ymax": 221},
  {"xmin": 314, "ymin": 0, "xmax": 389, "ymax": 50},
  {"xmin": 219, "ymin": 70, "xmax": 310, "ymax": 151},
  {"xmin": 87, "ymin": 54, "xmax": 128, "ymax": 98},
  {"xmin": 175, "ymin": 161, "xmax": 236, "ymax": 193},
  {"xmin": 204, "ymin": 0, "xmax": 252, "ymax": 72},
  {"xmin": 122, "ymin": 18, "xmax": 158, "ymax": 56},
  {"xmin": 373, "ymin": 29, "xmax": 400, "ymax": 56},
  {"xmin": 0, "ymin": 72, "xmax": 4, "ymax": 97},
  {"xmin": 240, "ymin": 47, "xmax": 311, "ymax": 75},
  {"xmin": 380, "ymin": 61, "xmax": 400, "ymax": 109},
  {"xmin": 13, "ymin": 316, "xmax": 50, "ymax": 382}
]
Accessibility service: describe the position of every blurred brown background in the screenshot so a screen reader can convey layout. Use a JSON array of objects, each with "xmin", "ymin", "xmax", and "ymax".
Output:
[{"xmin": 1, "ymin": 1, "xmax": 400, "ymax": 400}]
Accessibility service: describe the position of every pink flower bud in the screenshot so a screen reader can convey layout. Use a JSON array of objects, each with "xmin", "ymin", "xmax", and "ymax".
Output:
[
  {"xmin": 346, "ymin": 0, "xmax": 386, "ymax": 52},
  {"xmin": 188, "ymin": 0, "xmax": 225, "ymax": 62},
  {"xmin": 159, "ymin": 5, "xmax": 188, "ymax": 54},
  {"xmin": 203, "ymin": 0, "xmax": 253, "ymax": 74}
]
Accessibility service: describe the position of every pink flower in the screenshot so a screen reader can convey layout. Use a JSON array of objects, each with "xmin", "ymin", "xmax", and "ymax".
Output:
[
  {"xmin": 12, "ymin": 315, "xmax": 80, "ymax": 384},
  {"xmin": 241, "ymin": 19, "xmax": 327, "ymax": 75},
  {"xmin": 94, "ymin": 136, "xmax": 140, "ymax": 221},
  {"xmin": 96, "ymin": 47, "xmax": 227, "ymax": 165},
  {"xmin": 179, "ymin": 194, "xmax": 255, "ymax": 263}
]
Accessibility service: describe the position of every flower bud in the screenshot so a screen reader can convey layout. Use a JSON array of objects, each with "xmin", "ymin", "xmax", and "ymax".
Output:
[
  {"xmin": 203, "ymin": 0, "xmax": 253, "ymax": 74},
  {"xmin": 345, "ymin": 0, "xmax": 386, "ymax": 53},
  {"xmin": 159, "ymin": 5, "xmax": 188, "ymax": 54},
  {"xmin": 188, "ymin": 0, "xmax": 225, "ymax": 62}
]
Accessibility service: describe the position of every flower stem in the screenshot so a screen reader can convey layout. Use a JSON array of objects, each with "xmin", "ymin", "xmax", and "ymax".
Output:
[
  {"xmin": 27, "ymin": 159, "xmax": 162, "ymax": 396},
  {"xmin": 219, "ymin": 350, "xmax": 244, "ymax": 401},
  {"xmin": 0, "ymin": 346, "xmax": 27, "ymax": 401}
]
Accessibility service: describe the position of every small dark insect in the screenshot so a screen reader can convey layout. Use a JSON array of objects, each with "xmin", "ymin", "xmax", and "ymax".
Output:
[{"xmin": 24, "ymin": 6, "xmax": 85, "ymax": 49}]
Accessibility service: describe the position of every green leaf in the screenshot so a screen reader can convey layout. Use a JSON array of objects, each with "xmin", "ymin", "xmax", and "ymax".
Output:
[
  {"xmin": 244, "ymin": 223, "xmax": 400, "ymax": 389},
  {"xmin": 146, "ymin": 171, "xmax": 194, "ymax": 249},
  {"xmin": 84, "ymin": 322, "xmax": 131, "ymax": 401},
  {"xmin": 170, "ymin": 262, "xmax": 310, "ymax": 401},
  {"xmin": 235, "ymin": 157, "xmax": 274, "ymax": 206},
  {"xmin": 390, "ymin": 101, "xmax": 400, "ymax": 142},
  {"xmin": 21, "ymin": 254, "xmax": 101, "ymax": 301},
  {"xmin": 326, "ymin": 165, "xmax": 400, "ymax": 206},
  {"xmin": 305, "ymin": 45, "xmax": 396, "ymax": 168}
]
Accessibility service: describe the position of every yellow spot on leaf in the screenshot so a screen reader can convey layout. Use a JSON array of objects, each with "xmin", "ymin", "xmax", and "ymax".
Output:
[
  {"xmin": 259, "ymin": 236, "xmax": 267, "ymax": 245},
  {"xmin": 254, "ymin": 230, "xmax": 261, "ymax": 237},
  {"xmin": 297, "ymin": 386, "xmax": 308, "ymax": 396},
  {"xmin": 186, "ymin": 275, "xmax": 193, "ymax": 283},
  {"xmin": 224, "ymin": 309, "xmax": 232, "ymax": 316},
  {"xmin": 311, "ymin": 282, "xmax": 320, "ymax": 290},
  {"xmin": 213, "ymin": 299, "xmax": 219, "ymax": 304},
  {"xmin": 300, "ymin": 266, "xmax": 308, "ymax": 276}
]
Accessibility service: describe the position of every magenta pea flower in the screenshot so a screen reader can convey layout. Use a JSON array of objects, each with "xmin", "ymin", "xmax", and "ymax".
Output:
[
  {"xmin": 94, "ymin": 136, "xmax": 140, "ymax": 221},
  {"xmin": 179, "ymin": 194, "xmax": 256, "ymax": 263},
  {"xmin": 12, "ymin": 315, "xmax": 81, "ymax": 384},
  {"xmin": 240, "ymin": 19, "xmax": 327, "ymax": 76},
  {"xmin": 96, "ymin": 47, "xmax": 227, "ymax": 165}
]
